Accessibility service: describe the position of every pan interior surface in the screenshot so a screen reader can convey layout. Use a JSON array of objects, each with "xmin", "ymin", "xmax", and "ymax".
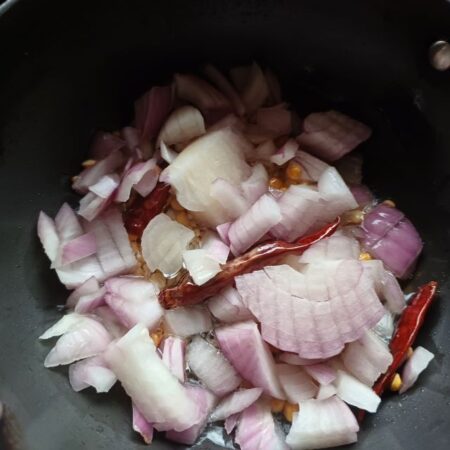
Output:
[{"xmin": 0, "ymin": 1, "xmax": 449, "ymax": 449}]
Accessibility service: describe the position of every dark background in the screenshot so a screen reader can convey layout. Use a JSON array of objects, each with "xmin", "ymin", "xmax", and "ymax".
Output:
[{"xmin": 0, "ymin": 1, "xmax": 449, "ymax": 449}]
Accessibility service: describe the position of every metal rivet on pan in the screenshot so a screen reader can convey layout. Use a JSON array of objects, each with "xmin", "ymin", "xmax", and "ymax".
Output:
[{"xmin": 429, "ymin": 40, "xmax": 450, "ymax": 71}]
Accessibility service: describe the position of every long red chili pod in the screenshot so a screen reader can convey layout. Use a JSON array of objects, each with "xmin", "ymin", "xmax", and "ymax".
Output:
[
  {"xmin": 124, "ymin": 182, "xmax": 171, "ymax": 237},
  {"xmin": 358, "ymin": 280, "xmax": 438, "ymax": 422},
  {"xmin": 159, "ymin": 217, "xmax": 340, "ymax": 309}
]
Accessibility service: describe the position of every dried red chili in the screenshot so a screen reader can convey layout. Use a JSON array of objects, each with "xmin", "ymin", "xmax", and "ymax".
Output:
[
  {"xmin": 358, "ymin": 280, "xmax": 438, "ymax": 422},
  {"xmin": 124, "ymin": 182, "xmax": 171, "ymax": 237},
  {"xmin": 158, "ymin": 217, "xmax": 340, "ymax": 309}
]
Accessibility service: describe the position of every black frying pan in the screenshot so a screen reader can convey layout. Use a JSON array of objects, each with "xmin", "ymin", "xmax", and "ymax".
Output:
[{"xmin": 0, "ymin": 0, "xmax": 449, "ymax": 449}]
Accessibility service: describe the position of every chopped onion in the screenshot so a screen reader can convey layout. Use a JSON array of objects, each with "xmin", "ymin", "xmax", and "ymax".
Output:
[
  {"xmin": 304, "ymin": 363, "xmax": 337, "ymax": 385},
  {"xmin": 295, "ymin": 150, "xmax": 330, "ymax": 181},
  {"xmin": 236, "ymin": 261, "xmax": 385, "ymax": 359},
  {"xmin": 316, "ymin": 384, "xmax": 337, "ymax": 400},
  {"xmin": 104, "ymin": 277, "xmax": 163, "ymax": 330},
  {"xmin": 200, "ymin": 231, "xmax": 230, "ymax": 264},
  {"xmin": 400, "ymin": 346, "xmax": 434, "ymax": 394},
  {"xmin": 240, "ymin": 62, "xmax": 270, "ymax": 113},
  {"xmin": 104, "ymin": 323, "xmax": 200, "ymax": 431},
  {"xmin": 73, "ymin": 150, "xmax": 124, "ymax": 194},
  {"xmin": 182, "ymin": 249, "xmax": 222, "ymax": 286},
  {"xmin": 94, "ymin": 306, "xmax": 128, "ymax": 339},
  {"xmin": 286, "ymin": 396, "xmax": 359, "ymax": 450},
  {"xmin": 161, "ymin": 129, "xmax": 251, "ymax": 225},
  {"xmin": 68, "ymin": 355, "xmax": 117, "ymax": 393},
  {"xmin": 241, "ymin": 163, "xmax": 268, "ymax": 204},
  {"xmin": 78, "ymin": 191, "xmax": 112, "ymax": 222},
  {"xmin": 349, "ymin": 184, "xmax": 375, "ymax": 207},
  {"xmin": 372, "ymin": 309, "xmax": 395, "ymax": 342},
  {"xmin": 278, "ymin": 353, "xmax": 324, "ymax": 366},
  {"xmin": 256, "ymin": 104, "xmax": 292, "ymax": 136},
  {"xmin": 254, "ymin": 139, "xmax": 277, "ymax": 160},
  {"xmin": 166, "ymin": 385, "xmax": 217, "ymax": 445},
  {"xmin": 134, "ymin": 85, "xmax": 173, "ymax": 140},
  {"xmin": 360, "ymin": 204, "xmax": 423, "ymax": 279},
  {"xmin": 186, "ymin": 336, "xmax": 242, "ymax": 397},
  {"xmin": 89, "ymin": 173, "xmax": 120, "ymax": 199},
  {"xmin": 210, "ymin": 388, "xmax": 263, "ymax": 422},
  {"xmin": 39, "ymin": 313, "xmax": 90, "ymax": 340},
  {"xmin": 270, "ymin": 139, "xmax": 298, "ymax": 166},
  {"xmin": 215, "ymin": 321, "xmax": 285, "ymax": 399},
  {"xmin": 115, "ymin": 159, "xmax": 160, "ymax": 203},
  {"xmin": 161, "ymin": 336, "xmax": 186, "ymax": 382},
  {"xmin": 334, "ymin": 370, "xmax": 381, "ymax": 412},
  {"xmin": 204, "ymin": 64, "xmax": 246, "ymax": 116},
  {"xmin": 224, "ymin": 413, "xmax": 240, "ymax": 435},
  {"xmin": 60, "ymin": 232, "xmax": 97, "ymax": 266},
  {"xmin": 160, "ymin": 141, "xmax": 178, "ymax": 164},
  {"xmin": 37, "ymin": 211, "xmax": 60, "ymax": 262},
  {"xmin": 89, "ymin": 131, "xmax": 125, "ymax": 160},
  {"xmin": 157, "ymin": 105, "xmax": 205, "ymax": 146},
  {"xmin": 164, "ymin": 306, "xmax": 212, "ymax": 338},
  {"xmin": 210, "ymin": 177, "xmax": 250, "ymax": 220},
  {"xmin": 235, "ymin": 399, "xmax": 288, "ymax": 450},
  {"xmin": 66, "ymin": 276, "xmax": 100, "ymax": 309},
  {"xmin": 207, "ymin": 286, "xmax": 253, "ymax": 323},
  {"xmin": 43, "ymin": 316, "xmax": 112, "ymax": 368},
  {"xmin": 271, "ymin": 185, "xmax": 321, "ymax": 242},
  {"xmin": 74, "ymin": 286, "xmax": 106, "ymax": 314},
  {"xmin": 132, "ymin": 403, "xmax": 154, "ymax": 444},
  {"xmin": 228, "ymin": 194, "xmax": 282, "ymax": 255},
  {"xmin": 174, "ymin": 73, "xmax": 231, "ymax": 122},
  {"xmin": 297, "ymin": 110, "xmax": 372, "ymax": 162},
  {"xmin": 216, "ymin": 222, "xmax": 231, "ymax": 245},
  {"xmin": 276, "ymin": 364, "xmax": 318, "ymax": 402},
  {"xmin": 141, "ymin": 213, "xmax": 194, "ymax": 277}
]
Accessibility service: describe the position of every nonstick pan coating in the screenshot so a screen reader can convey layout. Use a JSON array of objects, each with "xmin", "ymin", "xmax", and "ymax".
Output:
[{"xmin": 0, "ymin": 1, "xmax": 449, "ymax": 449}]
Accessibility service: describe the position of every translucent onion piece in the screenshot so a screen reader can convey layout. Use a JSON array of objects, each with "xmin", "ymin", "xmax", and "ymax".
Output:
[
  {"xmin": 37, "ymin": 211, "xmax": 60, "ymax": 262},
  {"xmin": 160, "ymin": 141, "xmax": 178, "ymax": 164},
  {"xmin": 164, "ymin": 306, "xmax": 212, "ymax": 338},
  {"xmin": 295, "ymin": 150, "xmax": 330, "ymax": 181},
  {"xmin": 89, "ymin": 173, "xmax": 120, "ymax": 199},
  {"xmin": 270, "ymin": 139, "xmax": 299, "ymax": 166},
  {"xmin": 215, "ymin": 321, "xmax": 285, "ymax": 399},
  {"xmin": 68, "ymin": 355, "xmax": 116, "ymax": 393},
  {"xmin": 241, "ymin": 163, "xmax": 269, "ymax": 204},
  {"xmin": 304, "ymin": 363, "xmax": 337, "ymax": 385},
  {"xmin": 66, "ymin": 277, "xmax": 100, "ymax": 309},
  {"xmin": 209, "ymin": 388, "xmax": 263, "ymax": 422},
  {"xmin": 161, "ymin": 336, "xmax": 186, "ymax": 382},
  {"xmin": 74, "ymin": 286, "xmax": 106, "ymax": 314},
  {"xmin": 183, "ymin": 249, "xmax": 222, "ymax": 286},
  {"xmin": 207, "ymin": 286, "xmax": 253, "ymax": 323},
  {"xmin": 186, "ymin": 336, "xmax": 242, "ymax": 397},
  {"xmin": 158, "ymin": 105, "xmax": 205, "ymax": 146},
  {"xmin": 299, "ymin": 233, "xmax": 360, "ymax": 263},
  {"xmin": 141, "ymin": 213, "xmax": 195, "ymax": 276},
  {"xmin": 200, "ymin": 231, "xmax": 230, "ymax": 264},
  {"xmin": 209, "ymin": 178, "xmax": 250, "ymax": 220},
  {"xmin": 399, "ymin": 346, "xmax": 434, "ymax": 394},
  {"xmin": 316, "ymin": 384, "xmax": 337, "ymax": 400},
  {"xmin": 60, "ymin": 232, "xmax": 97, "ymax": 266},
  {"xmin": 276, "ymin": 364, "xmax": 318, "ymax": 403},
  {"xmin": 286, "ymin": 396, "xmax": 359, "ymax": 450},
  {"xmin": 104, "ymin": 323, "xmax": 200, "ymax": 431}
]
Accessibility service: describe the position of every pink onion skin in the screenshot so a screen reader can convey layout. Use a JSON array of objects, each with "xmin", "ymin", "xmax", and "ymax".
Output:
[
  {"xmin": 361, "ymin": 204, "xmax": 423, "ymax": 279},
  {"xmin": 215, "ymin": 321, "xmax": 285, "ymax": 399},
  {"xmin": 161, "ymin": 336, "xmax": 186, "ymax": 382},
  {"xmin": 60, "ymin": 232, "xmax": 97, "ymax": 266},
  {"xmin": 235, "ymin": 399, "xmax": 288, "ymax": 450},
  {"xmin": 134, "ymin": 85, "xmax": 173, "ymax": 140},
  {"xmin": 399, "ymin": 346, "xmax": 434, "ymax": 394},
  {"xmin": 349, "ymin": 184, "xmax": 375, "ymax": 207},
  {"xmin": 132, "ymin": 403, "xmax": 154, "ymax": 444}
]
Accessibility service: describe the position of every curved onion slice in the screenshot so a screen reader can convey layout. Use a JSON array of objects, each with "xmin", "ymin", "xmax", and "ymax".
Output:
[
  {"xmin": 157, "ymin": 105, "xmax": 205, "ymax": 146},
  {"xmin": 164, "ymin": 306, "xmax": 212, "ymax": 338},
  {"xmin": 399, "ymin": 346, "xmax": 434, "ymax": 394},
  {"xmin": 161, "ymin": 129, "xmax": 251, "ymax": 225},
  {"xmin": 104, "ymin": 323, "xmax": 200, "ymax": 432},
  {"xmin": 204, "ymin": 64, "xmax": 246, "ymax": 116},
  {"xmin": 166, "ymin": 385, "xmax": 217, "ymax": 445},
  {"xmin": 44, "ymin": 316, "xmax": 112, "ymax": 368},
  {"xmin": 215, "ymin": 321, "xmax": 285, "ymax": 399},
  {"xmin": 235, "ymin": 399, "xmax": 288, "ymax": 450},
  {"xmin": 257, "ymin": 104, "xmax": 292, "ymax": 136},
  {"xmin": 68, "ymin": 355, "xmax": 117, "ymax": 393},
  {"xmin": 361, "ymin": 204, "xmax": 423, "ymax": 279},
  {"xmin": 240, "ymin": 62, "xmax": 270, "ymax": 113},
  {"xmin": 132, "ymin": 403, "xmax": 154, "ymax": 444},
  {"xmin": 38, "ymin": 211, "xmax": 60, "ymax": 262},
  {"xmin": 161, "ymin": 336, "xmax": 186, "ymax": 382},
  {"xmin": 187, "ymin": 336, "xmax": 242, "ymax": 397},
  {"xmin": 241, "ymin": 163, "xmax": 268, "ymax": 204},
  {"xmin": 286, "ymin": 396, "xmax": 359, "ymax": 450},
  {"xmin": 104, "ymin": 277, "xmax": 163, "ymax": 330},
  {"xmin": 236, "ymin": 261, "xmax": 385, "ymax": 359},
  {"xmin": 134, "ymin": 85, "xmax": 173, "ymax": 140},
  {"xmin": 299, "ymin": 233, "xmax": 360, "ymax": 263},
  {"xmin": 174, "ymin": 73, "xmax": 231, "ymax": 122},
  {"xmin": 270, "ymin": 139, "xmax": 298, "ymax": 166},
  {"xmin": 160, "ymin": 141, "xmax": 178, "ymax": 164},
  {"xmin": 297, "ymin": 110, "xmax": 371, "ymax": 162},
  {"xmin": 209, "ymin": 388, "xmax": 263, "ymax": 422},
  {"xmin": 207, "ymin": 286, "xmax": 253, "ymax": 323},
  {"xmin": 271, "ymin": 185, "xmax": 321, "ymax": 242},
  {"xmin": 276, "ymin": 364, "xmax": 318, "ymax": 402},
  {"xmin": 39, "ymin": 313, "xmax": 90, "ymax": 340},
  {"xmin": 228, "ymin": 194, "xmax": 282, "ymax": 255},
  {"xmin": 182, "ymin": 249, "xmax": 222, "ymax": 286},
  {"xmin": 141, "ymin": 213, "xmax": 194, "ymax": 277},
  {"xmin": 334, "ymin": 370, "xmax": 381, "ymax": 412},
  {"xmin": 73, "ymin": 150, "xmax": 124, "ymax": 194}
]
